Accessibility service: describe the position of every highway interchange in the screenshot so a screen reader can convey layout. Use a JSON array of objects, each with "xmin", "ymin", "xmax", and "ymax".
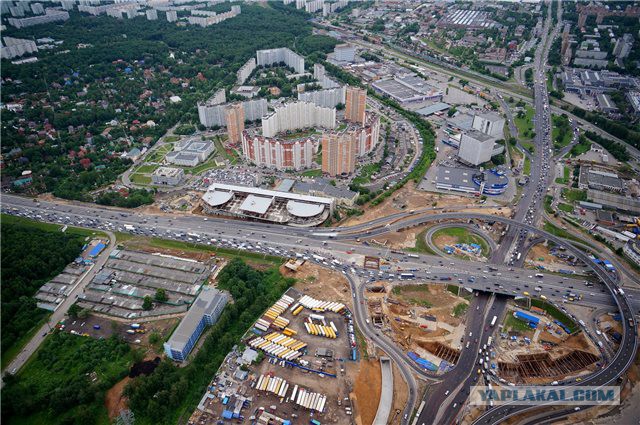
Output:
[{"xmin": 4, "ymin": 2, "xmax": 640, "ymax": 424}]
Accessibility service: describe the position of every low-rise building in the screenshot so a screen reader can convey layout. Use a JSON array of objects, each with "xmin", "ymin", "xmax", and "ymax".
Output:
[
  {"xmin": 166, "ymin": 139, "xmax": 215, "ymax": 167},
  {"xmin": 164, "ymin": 288, "xmax": 228, "ymax": 362},
  {"xmin": 152, "ymin": 167, "xmax": 184, "ymax": 186}
]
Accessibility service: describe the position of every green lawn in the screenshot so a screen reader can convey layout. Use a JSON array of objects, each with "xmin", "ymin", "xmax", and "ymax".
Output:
[
  {"xmin": 554, "ymin": 166, "xmax": 571, "ymax": 185},
  {"xmin": 352, "ymin": 162, "xmax": 382, "ymax": 186},
  {"xmin": 558, "ymin": 203, "xmax": 574, "ymax": 213},
  {"xmin": 453, "ymin": 302, "xmax": 468, "ymax": 317},
  {"xmin": 190, "ymin": 157, "xmax": 220, "ymax": 174},
  {"xmin": 135, "ymin": 164, "xmax": 160, "ymax": 174},
  {"xmin": 301, "ymin": 168, "xmax": 323, "ymax": 177},
  {"xmin": 520, "ymin": 141, "xmax": 535, "ymax": 154},
  {"xmin": 570, "ymin": 139, "xmax": 591, "ymax": 156},
  {"xmin": 514, "ymin": 105, "xmax": 535, "ymax": 140},
  {"xmin": 129, "ymin": 237, "xmax": 284, "ymax": 266},
  {"xmin": 543, "ymin": 220, "xmax": 588, "ymax": 245},
  {"xmin": 408, "ymin": 228, "xmax": 438, "ymax": 255},
  {"xmin": 523, "ymin": 156, "xmax": 531, "ymax": 175},
  {"xmin": 504, "ymin": 313, "xmax": 534, "ymax": 333},
  {"xmin": 544, "ymin": 195, "xmax": 554, "ymax": 214},
  {"xmin": 130, "ymin": 173, "xmax": 152, "ymax": 185},
  {"xmin": 432, "ymin": 226, "xmax": 490, "ymax": 257},
  {"xmin": 145, "ymin": 144, "xmax": 173, "ymax": 163},
  {"xmin": 214, "ymin": 137, "xmax": 238, "ymax": 164},
  {"xmin": 552, "ymin": 114, "xmax": 572, "ymax": 149},
  {"xmin": 561, "ymin": 188, "xmax": 587, "ymax": 203},
  {"xmin": 164, "ymin": 135, "xmax": 181, "ymax": 143}
]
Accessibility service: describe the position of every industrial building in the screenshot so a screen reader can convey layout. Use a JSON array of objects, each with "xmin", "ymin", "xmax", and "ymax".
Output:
[
  {"xmin": 578, "ymin": 166, "xmax": 625, "ymax": 193},
  {"xmin": 151, "ymin": 167, "xmax": 184, "ymax": 186},
  {"xmin": 166, "ymin": 139, "xmax": 215, "ymax": 167},
  {"xmin": 261, "ymin": 101, "xmax": 336, "ymax": 138},
  {"xmin": 623, "ymin": 241, "xmax": 640, "ymax": 267},
  {"xmin": 292, "ymin": 179, "xmax": 358, "ymax": 206},
  {"xmin": 164, "ymin": 288, "xmax": 228, "ymax": 362},
  {"xmin": 201, "ymin": 183, "xmax": 334, "ymax": 226},
  {"xmin": 435, "ymin": 166, "xmax": 508, "ymax": 196},
  {"xmin": 558, "ymin": 68, "xmax": 638, "ymax": 95},
  {"xmin": 372, "ymin": 74, "xmax": 442, "ymax": 105},
  {"xmin": 472, "ymin": 112, "xmax": 505, "ymax": 139},
  {"xmin": 333, "ymin": 43, "xmax": 356, "ymax": 63},
  {"xmin": 256, "ymin": 47, "xmax": 305, "ymax": 74},
  {"xmin": 458, "ymin": 130, "xmax": 496, "ymax": 166}
]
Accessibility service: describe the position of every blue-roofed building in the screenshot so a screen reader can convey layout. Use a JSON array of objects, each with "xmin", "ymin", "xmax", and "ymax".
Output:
[
  {"xmin": 164, "ymin": 288, "xmax": 228, "ymax": 362},
  {"xmin": 88, "ymin": 242, "xmax": 106, "ymax": 258}
]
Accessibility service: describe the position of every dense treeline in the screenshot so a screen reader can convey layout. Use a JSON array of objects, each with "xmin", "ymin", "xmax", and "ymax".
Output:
[
  {"xmin": 584, "ymin": 130, "xmax": 630, "ymax": 161},
  {"xmin": 1, "ymin": 223, "xmax": 84, "ymax": 356},
  {"xmin": 124, "ymin": 259, "xmax": 294, "ymax": 423},
  {"xmin": 96, "ymin": 188, "xmax": 155, "ymax": 208},
  {"xmin": 568, "ymin": 106, "xmax": 640, "ymax": 151},
  {"xmin": 2, "ymin": 333, "xmax": 133, "ymax": 425}
]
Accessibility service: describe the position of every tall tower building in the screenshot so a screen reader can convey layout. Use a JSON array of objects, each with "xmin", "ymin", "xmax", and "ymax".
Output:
[
  {"xmin": 345, "ymin": 86, "xmax": 366, "ymax": 124},
  {"xmin": 225, "ymin": 103, "xmax": 245, "ymax": 145},
  {"xmin": 322, "ymin": 130, "xmax": 356, "ymax": 176}
]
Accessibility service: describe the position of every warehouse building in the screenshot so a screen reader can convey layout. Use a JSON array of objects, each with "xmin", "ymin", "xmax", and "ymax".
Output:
[
  {"xmin": 578, "ymin": 166, "xmax": 625, "ymax": 193},
  {"xmin": 164, "ymin": 288, "xmax": 228, "ymax": 362},
  {"xmin": 372, "ymin": 73, "xmax": 443, "ymax": 105}
]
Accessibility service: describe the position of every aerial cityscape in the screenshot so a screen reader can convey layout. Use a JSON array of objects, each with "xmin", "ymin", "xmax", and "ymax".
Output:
[{"xmin": 2, "ymin": 1, "xmax": 640, "ymax": 425}]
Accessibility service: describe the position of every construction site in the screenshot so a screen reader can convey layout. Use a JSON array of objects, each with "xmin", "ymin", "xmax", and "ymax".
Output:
[
  {"xmin": 491, "ymin": 302, "xmax": 603, "ymax": 385},
  {"xmin": 366, "ymin": 281, "xmax": 472, "ymax": 373},
  {"xmin": 524, "ymin": 241, "xmax": 591, "ymax": 275},
  {"xmin": 189, "ymin": 287, "xmax": 362, "ymax": 425}
]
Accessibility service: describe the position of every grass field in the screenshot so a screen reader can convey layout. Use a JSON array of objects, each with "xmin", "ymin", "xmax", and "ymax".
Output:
[
  {"xmin": 558, "ymin": 203, "xmax": 574, "ymax": 213},
  {"xmin": 130, "ymin": 173, "xmax": 152, "ymax": 185},
  {"xmin": 301, "ymin": 168, "xmax": 323, "ymax": 177},
  {"xmin": 190, "ymin": 157, "xmax": 220, "ymax": 174},
  {"xmin": 514, "ymin": 105, "xmax": 535, "ymax": 140},
  {"xmin": 135, "ymin": 164, "xmax": 160, "ymax": 174},
  {"xmin": 561, "ymin": 188, "xmax": 587, "ymax": 203},
  {"xmin": 126, "ymin": 237, "xmax": 283, "ymax": 266},
  {"xmin": 432, "ymin": 226, "xmax": 490, "ymax": 257},
  {"xmin": 145, "ymin": 144, "xmax": 173, "ymax": 163},
  {"xmin": 408, "ymin": 228, "xmax": 438, "ymax": 255},
  {"xmin": 504, "ymin": 313, "xmax": 533, "ymax": 332},
  {"xmin": 523, "ymin": 156, "xmax": 531, "ymax": 175},
  {"xmin": 214, "ymin": 137, "xmax": 239, "ymax": 164}
]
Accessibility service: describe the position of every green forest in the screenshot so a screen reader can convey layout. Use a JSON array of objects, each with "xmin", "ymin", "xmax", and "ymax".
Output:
[
  {"xmin": 124, "ymin": 259, "xmax": 294, "ymax": 424},
  {"xmin": 2, "ymin": 333, "xmax": 134, "ymax": 425},
  {"xmin": 1, "ymin": 221, "xmax": 85, "ymax": 358}
]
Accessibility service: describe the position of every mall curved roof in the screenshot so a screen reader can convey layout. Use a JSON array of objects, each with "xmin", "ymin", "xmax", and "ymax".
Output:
[
  {"xmin": 286, "ymin": 200, "xmax": 325, "ymax": 218},
  {"xmin": 202, "ymin": 190, "xmax": 234, "ymax": 207}
]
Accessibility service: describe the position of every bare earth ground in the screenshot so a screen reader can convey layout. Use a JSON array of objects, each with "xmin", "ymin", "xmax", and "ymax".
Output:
[
  {"xmin": 105, "ymin": 376, "xmax": 131, "ymax": 419},
  {"xmin": 352, "ymin": 359, "xmax": 382, "ymax": 425},
  {"xmin": 338, "ymin": 183, "xmax": 478, "ymax": 227},
  {"xmin": 284, "ymin": 262, "xmax": 353, "ymax": 309}
]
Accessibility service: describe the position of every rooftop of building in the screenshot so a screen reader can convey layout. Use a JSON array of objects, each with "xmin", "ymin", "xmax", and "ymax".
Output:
[
  {"xmin": 165, "ymin": 288, "xmax": 227, "ymax": 353},
  {"xmin": 153, "ymin": 166, "xmax": 183, "ymax": 177},
  {"xmin": 463, "ymin": 129, "xmax": 495, "ymax": 142}
]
